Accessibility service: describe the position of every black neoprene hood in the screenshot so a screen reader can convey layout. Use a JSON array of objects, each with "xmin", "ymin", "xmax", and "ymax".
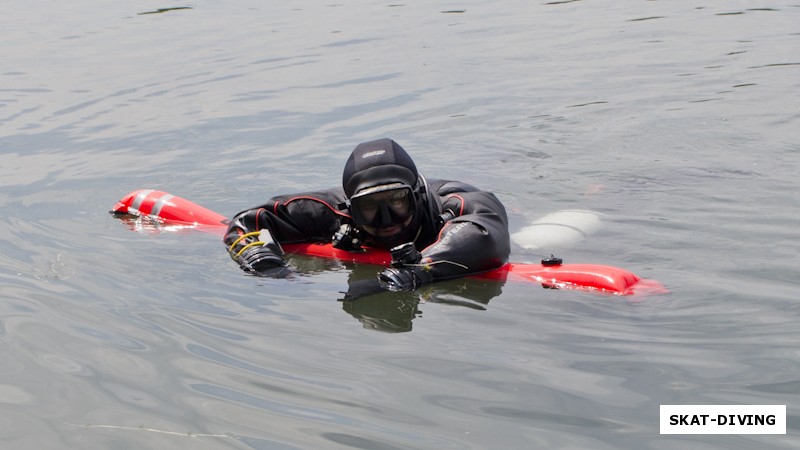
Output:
[{"xmin": 342, "ymin": 138, "xmax": 419, "ymax": 197}]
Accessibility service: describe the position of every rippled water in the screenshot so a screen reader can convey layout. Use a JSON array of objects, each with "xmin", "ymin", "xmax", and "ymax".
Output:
[{"xmin": 2, "ymin": 1, "xmax": 799, "ymax": 449}]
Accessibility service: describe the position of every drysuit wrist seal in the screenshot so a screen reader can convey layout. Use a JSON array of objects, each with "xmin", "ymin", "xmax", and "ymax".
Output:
[{"xmin": 389, "ymin": 242, "xmax": 421, "ymax": 267}]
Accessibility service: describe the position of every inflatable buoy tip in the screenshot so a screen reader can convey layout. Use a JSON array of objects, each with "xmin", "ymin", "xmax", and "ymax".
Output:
[
  {"xmin": 111, "ymin": 201, "xmax": 128, "ymax": 214},
  {"xmin": 111, "ymin": 190, "xmax": 146, "ymax": 214},
  {"xmin": 111, "ymin": 189, "xmax": 229, "ymax": 229}
]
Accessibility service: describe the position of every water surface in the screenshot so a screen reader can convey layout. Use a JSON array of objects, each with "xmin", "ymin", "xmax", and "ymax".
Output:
[{"xmin": 1, "ymin": 1, "xmax": 798, "ymax": 449}]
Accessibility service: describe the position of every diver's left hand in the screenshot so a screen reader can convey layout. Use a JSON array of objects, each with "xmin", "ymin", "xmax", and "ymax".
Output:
[{"xmin": 378, "ymin": 266, "xmax": 432, "ymax": 291}]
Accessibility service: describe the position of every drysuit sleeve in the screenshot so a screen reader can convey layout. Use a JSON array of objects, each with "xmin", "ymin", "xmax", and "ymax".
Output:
[
  {"xmin": 223, "ymin": 189, "xmax": 348, "ymax": 253},
  {"xmin": 419, "ymin": 181, "xmax": 510, "ymax": 280}
]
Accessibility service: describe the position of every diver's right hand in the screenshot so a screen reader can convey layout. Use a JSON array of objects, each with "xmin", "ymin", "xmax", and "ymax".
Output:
[{"xmin": 238, "ymin": 245, "xmax": 287, "ymax": 276}]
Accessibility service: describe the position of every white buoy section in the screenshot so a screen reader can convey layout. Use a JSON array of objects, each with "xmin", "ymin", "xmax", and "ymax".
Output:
[{"xmin": 511, "ymin": 209, "xmax": 604, "ymax": 252}]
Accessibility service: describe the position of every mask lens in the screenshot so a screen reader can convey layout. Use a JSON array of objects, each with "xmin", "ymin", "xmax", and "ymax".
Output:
[{"xmin": 351, "ymin": 186, "xmax": 414, "ymax": 225}]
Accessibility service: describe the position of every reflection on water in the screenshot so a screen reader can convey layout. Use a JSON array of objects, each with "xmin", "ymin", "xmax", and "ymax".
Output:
[
  {"xmin": 341, "ymin": 269, "xmax": 505, "ymax": 333},
  {"xmin": 2, "ymin": 0, "xmax": 799, "ymax": 448},
  {"xmin": 342, "ymin": 293, "xmax": 421, "ymax": 333}
]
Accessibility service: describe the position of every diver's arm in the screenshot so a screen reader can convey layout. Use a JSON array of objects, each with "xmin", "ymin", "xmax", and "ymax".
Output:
[
  {"xmin": 223, "ymin": 189, "xmax": 348, "ymax": 273},
  {"xmin": 419, "ymin": 188, "xmax": 510, "ymax": 280}
]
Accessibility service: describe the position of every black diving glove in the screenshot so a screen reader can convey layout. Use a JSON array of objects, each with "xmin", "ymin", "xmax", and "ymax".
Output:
[
  {"xmin": 238, "ymin": 245, "xmax": 287, "ymax": 276},
  {"xmin": 378, "ymin": 266, "xmax": 433, "ymax": 292}
]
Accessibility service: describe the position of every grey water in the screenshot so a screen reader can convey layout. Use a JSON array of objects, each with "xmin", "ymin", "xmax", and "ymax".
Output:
[{"xmin": 1, "ymin": 1, "xmax": 798, "ymax": 448}]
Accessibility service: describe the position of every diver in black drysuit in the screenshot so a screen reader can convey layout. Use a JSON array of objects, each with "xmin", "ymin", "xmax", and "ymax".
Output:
[{"xmin": 223, "ymin": 138, "xmax": 510, "ymax": 292}]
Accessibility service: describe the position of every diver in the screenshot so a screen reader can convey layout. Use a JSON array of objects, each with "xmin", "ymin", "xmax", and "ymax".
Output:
[{"xmin": 223, "ymin": 138, "xmax": 510, "ymax": 292}]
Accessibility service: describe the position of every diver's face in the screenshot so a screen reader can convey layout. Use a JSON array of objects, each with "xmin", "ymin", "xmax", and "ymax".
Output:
[{"xmin": 350, "ymin": 186, "xmax": 415, "ymax": 239}]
